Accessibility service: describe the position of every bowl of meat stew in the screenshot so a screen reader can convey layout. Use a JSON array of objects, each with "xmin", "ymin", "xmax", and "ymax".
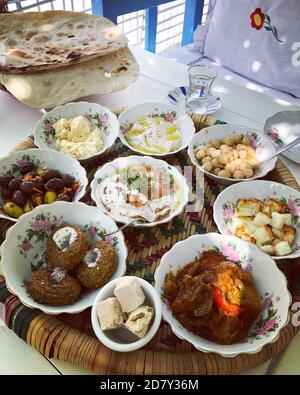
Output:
[{"xmin": 154, "ymin": 233, "xmax": 291, "ymax": 357}]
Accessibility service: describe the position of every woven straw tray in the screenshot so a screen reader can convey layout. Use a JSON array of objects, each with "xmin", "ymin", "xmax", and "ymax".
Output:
[{"xmin": 1, "ymin": 113, "xmax": 300, "ymax": 375}]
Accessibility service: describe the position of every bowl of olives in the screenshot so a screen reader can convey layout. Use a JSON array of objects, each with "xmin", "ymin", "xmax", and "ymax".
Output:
[{"xmin": 0, "ymin": 149, "xmax": 88, "ymax": 221}]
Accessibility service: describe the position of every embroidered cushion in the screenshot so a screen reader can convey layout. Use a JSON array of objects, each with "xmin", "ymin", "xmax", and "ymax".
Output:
[{"xmin": 196, "ymin": 0, "xmax": 300, "ymax": 98}]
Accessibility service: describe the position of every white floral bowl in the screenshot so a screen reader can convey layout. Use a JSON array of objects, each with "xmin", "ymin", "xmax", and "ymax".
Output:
[
  {"xmin": 91, "ymin": 276, "xmax": 162, "ymax": 352},
  {"xmin": 0, "ymin": 148, "xmax": 88, "ymax": 222},
  {"xmin": 154, "ymin": 233, "xmax": 291, "ymax": 357},
  {"xmin": 34, "ymin": 101, "xmax": 119, "ymax": 161},
  {"xmin": 90, "ymin": 155, "xmax": 189, "ymax": 227},
  {"xmin": 118, "ymin": 102, "xmax": 195, "ymax": 156},
  {"xmin": 213, "ymin": 180, "xmax": 300, "ymax": 260},
  {"xmin": 188, "ymin": 124, "xmax": 276, "ymax": 185},
  {"xmin": 0, "ymin": 201, "xmax": 128, "ymax": 315}
]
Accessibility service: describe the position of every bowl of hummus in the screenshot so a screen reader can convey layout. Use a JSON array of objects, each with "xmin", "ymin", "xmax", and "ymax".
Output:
[
  {"xmin": 90, "ymin": 155, "xmax": 190, "ymax": 227},
  {"xmin": 34, "ymin": 102, "xmax": 119, "ymax": 161},
  {"xmin": 119, "ymin": 102, "xmax": 195, "ymax": 156}
]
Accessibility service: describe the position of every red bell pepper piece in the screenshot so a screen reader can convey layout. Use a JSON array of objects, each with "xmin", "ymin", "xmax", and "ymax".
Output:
[{"xmin": 213, "ymin": 287, "xmax": 241, "ymax": 317}]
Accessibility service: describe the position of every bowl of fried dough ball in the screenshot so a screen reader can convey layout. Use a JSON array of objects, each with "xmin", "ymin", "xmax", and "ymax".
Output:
[
  {"xmin": 1, "ymin": 201, "xmax": 127, "ymax": 315},
  {"xmin": 188, "ymin": 124, "xmax": 276, "ymax": 185}
]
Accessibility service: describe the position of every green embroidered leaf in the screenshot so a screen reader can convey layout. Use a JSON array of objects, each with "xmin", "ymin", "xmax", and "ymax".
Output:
[
  {"xmin": 264, "ymin": 26, "xmax": 272, "ymax": 31},
  {"xmin": 266, "ymin": 14, "xmax": 271, "ymax": 23}
]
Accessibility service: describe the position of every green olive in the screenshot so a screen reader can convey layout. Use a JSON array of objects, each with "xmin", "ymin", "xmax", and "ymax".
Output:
[
  {"xmin": 45, "ymin": 191, "xmax": 57, "ymax": 204},
  {"xmin": 35, "ymin": 166, "xmax": 45, "ymax": 176},
  {"xmin": 3, "ymin": 202, "xmax": 24, "ymax": 218},
  {"xmin": 23, "ymin": 200, "xmax": 33, "ymax": 213}
]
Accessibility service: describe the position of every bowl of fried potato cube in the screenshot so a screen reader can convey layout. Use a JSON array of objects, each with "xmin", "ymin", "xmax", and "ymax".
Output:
[
  {"xmin": 213, "ymin": 180, "xmax": 300, "ymax": 259},
  {"xmin": 188, "ymin": 124, "xmax": 276, "ymax": 185}
]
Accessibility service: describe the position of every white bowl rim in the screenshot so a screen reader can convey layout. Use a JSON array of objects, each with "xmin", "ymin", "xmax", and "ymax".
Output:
[
  {"xmin": 0, "ymin": 201, "xmax": 128, "ymax": 315},
  {"xmin": 90, "ymin": 154, "xmax": 190, "ymax": 227},
  {"xmin": 213, "ymin": 179, "xmax": 300, "ymax": 260},
  {"xmin": 0, "ymin": 148, "xmax": 88, "ymax": 223},
  {"xmin": 118, "ymin": 101, "xmax": 195, "ymax": 157},
  {"xmin": 34, "ymin": 101, "xmax": 120, "ymax": 161},
  {"xmin": 91, "ymin": 276, "xmax": 162, "ymax": 352},
  {"xmin": 154, "ymin": 232, "xmax": 291, "ymax": 357},
  {"xmin": 187, "ymin": 124, "xmax": 277, "ymax": 183}
]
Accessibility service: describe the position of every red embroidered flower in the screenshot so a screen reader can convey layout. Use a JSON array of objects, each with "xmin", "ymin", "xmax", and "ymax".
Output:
[{"xmin": 250, "ymin": 8, "xmax": 265, "ymax": 30}]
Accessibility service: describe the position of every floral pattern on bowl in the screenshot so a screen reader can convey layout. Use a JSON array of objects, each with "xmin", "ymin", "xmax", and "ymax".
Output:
[
  {"xmin": 213, "ymin": 180, "xmax": 300, "ymax": 260},
  {"xmin": 118, "ymin": 102, "xmax": 195, "ymax": 157},
  {"xmin": 1, "ymin": 201, "xmax": 128, "ymax": 315},
  {"xmin": 154, "ymin": 233, "xmax": 291, "ymax": 357},
  {"xmin": 0, "ymin": 149, "xmax": 88, "ymax": 222},
  {"xmin": 34, "ymin": 102, "xmax": 119, "ymax": 161},
  {"xmin": 188, "ymin": 124, "xmax": 277, "ymax": 186}
]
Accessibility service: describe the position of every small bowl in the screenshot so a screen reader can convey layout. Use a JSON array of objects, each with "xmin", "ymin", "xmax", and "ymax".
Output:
[
  {"xmin": 213, "ymin": 180, "xmax": 300, "ymax": 260},
  {"xmin": 90, "ymin": 155, "xmax": 189, "ymax": 227},
  {"xmin": 34, "ymin": 101, "xmax": 119, "ymax": 161},
  {"xmin": 0, "ymin": 201, "xmax": 128, "ymax": 315},
  {"xmin": 118, "ymin": 102, "xmax": 195, "ymax": 156},
  {"xmin": 91, "ymin": 276, "xmax": 162, "ymax": 352},
  {"xmin": 188, "ymin": 124, "xmax": 276, "ymax": 185},
  {"xmin": 154, "ymin": 232, "xmax": 291, "ymax": 357},
  {"xmin": 0, "ymin": 148, "xmax": 88, "ymax": 222}
]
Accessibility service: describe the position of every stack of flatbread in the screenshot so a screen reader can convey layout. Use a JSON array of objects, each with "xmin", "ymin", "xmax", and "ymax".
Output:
[{"xmin": 0, "ymin": 11, "xmax": 139, "ymax": 108}]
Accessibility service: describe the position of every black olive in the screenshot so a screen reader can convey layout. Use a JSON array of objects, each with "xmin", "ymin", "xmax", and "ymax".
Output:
[
  {"xmin": 19, "ymin": 160, "xmax": 35, "ymax": 175},
  {"xmin": 56, "ymin": 193, "xmax": 71, "ymax": 202},
  {"xmin": 42, "ymin": 169, "xmax": 62, "ymax": 182},
  {"xmin": 1, "ymin": 188, "xmax": 12, "ymax": 199},
  {"xmin": 12, "ymin": 190, "xmax": 26, "ymax": 207},
  {"xmin": 8, "ymin": 178, "xmax": 21, "ymax": 191},
  {"xmin": 0, "ymin": 174, "xmax": 14, "ymax": 187},
  {"xmin": 62, "ymin": 174, "xmax": 75, "ymax": 187},
  {"xmin": 20, "ymin": 180, "xmax": 34, "ymax": 194},
  {"xmin": 46, "ymin": 178, "xmax": 65, "ymax": 191}
]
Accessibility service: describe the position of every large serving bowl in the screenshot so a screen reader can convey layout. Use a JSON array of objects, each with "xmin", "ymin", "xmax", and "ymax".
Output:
[
  {"xmin": 34, "ymin": 101, "xmax": 119, "ymax": 161},
  {"xmin": 90, "ymin": 155, "xmax": 189, "ymax": 227},
  {"xmin": 154, "ymin": 233, "xmax": 291, "ymax": 357},
  {"xmin": 118, "ymin": 102, "xmax": 195, "ymax": 156},
  {"xmin": 188, "ymin": 124, "xmax": 276, "ymax": 185},
  {"xmin": 213, "ymin": 180, "xmax": 300, "ymax": 260},
  {"xmin": 0, "ymin": 148, "xmax": 88, "ymax": 222},
  {"xmin": 1, "ymin": 201, "xmax": 128, "ymax": 315}
]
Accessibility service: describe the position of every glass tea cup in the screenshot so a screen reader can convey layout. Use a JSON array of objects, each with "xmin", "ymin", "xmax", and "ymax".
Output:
[{"xmin": 185, "ymin": 65, "xmax": 217, "ymax": 113}]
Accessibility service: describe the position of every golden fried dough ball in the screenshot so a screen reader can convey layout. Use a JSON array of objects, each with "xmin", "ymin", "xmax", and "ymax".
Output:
[
  {"xmin": 202, "ymin": 162, "xmax": 213, "ymax": 172},
  {"xmin": 202, "ymin": 156, "xmax": 211, "ymax": 163},
  {"xmin": 218, "ymin": 169, "xmax": 232, "ymax": 178},
  {"xmin": 211, "ymin": 139, "xmax": 221, "ymax": 148},
  {"xmin": 244, "ymin": 168, "xmax": 254, "ymax": 178},
  {"xmin": 218, "ymin": 153, "xmax": 229, "ymax": 165},
  {"xmin": 195, "ymin": 147, "xmax": 207, "ymax": 160},
  {"xmin": 233, "ymin": 170, "xmax": 245, "ymax": 179},
  {"xmin": 242, "ymin": 136, "xmax": 251, "ymax": 145}
]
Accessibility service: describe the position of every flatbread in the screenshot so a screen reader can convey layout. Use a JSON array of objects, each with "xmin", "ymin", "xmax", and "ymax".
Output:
[
  {"xmin": 0, "ymin": 11, "xmax": 128, "ymax": 73},
  {"xmin": 0, "ymin": 47, "xmax": 139, "ymax": 108}
]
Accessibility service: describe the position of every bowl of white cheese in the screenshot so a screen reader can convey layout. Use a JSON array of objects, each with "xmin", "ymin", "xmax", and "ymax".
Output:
[
  {"xmin": 34, "ymin": 101, "xmax": 119, "ymax": 161},
  {"xmin": 91, "ymin": 276, "xmax": 162, "ymax": 352}
]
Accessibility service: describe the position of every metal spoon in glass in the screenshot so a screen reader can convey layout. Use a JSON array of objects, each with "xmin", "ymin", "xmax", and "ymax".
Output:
[{"xmin": 261, "ymin": 135, "xmax": 300, "ymax": 164}]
